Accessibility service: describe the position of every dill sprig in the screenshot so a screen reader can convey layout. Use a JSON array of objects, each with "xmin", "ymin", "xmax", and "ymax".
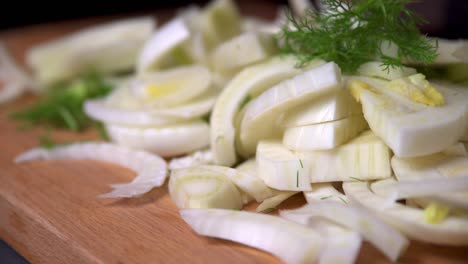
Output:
[
  {"xmin": 11, "ymin": 72, "xmax": 113, "ymax": 131},
  {"xmin": 278, "ymin": 0, "xmax": 438, "ymax": 73}
]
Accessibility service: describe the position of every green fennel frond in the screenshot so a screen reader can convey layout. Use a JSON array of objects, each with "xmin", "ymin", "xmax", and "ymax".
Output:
[{"xmin": 278, "ymin": 0, "xmax": 438, "ymax": 73}]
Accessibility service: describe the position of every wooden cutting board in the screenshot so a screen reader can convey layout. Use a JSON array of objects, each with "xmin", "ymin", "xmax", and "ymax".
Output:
[{"xmin": 1, "ymin": 2, "xmax": 468, "ymax": 263}]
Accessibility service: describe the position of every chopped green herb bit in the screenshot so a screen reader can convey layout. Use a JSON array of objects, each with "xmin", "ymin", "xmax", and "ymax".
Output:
[{"xmin": 11, "ymin": 72, "xmax": 113, "ymax": 131}]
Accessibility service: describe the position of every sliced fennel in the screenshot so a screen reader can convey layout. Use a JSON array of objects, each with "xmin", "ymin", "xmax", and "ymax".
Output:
[
  {"xmin": 131, "ymin": 65, "xmax": 212, "ymax": 107},
  {"xmin": 256, "ymin": 191, "xmax": 298, "ymax": 213},
  {"xmin": 239, "ymin": 62, "xmax": 341, "ymax": 157},
  {"xmin": 235, "ymin": 158, "xmax": 277, "ymax": 203},
  {"xmin": 197, "ymin": 0, "xmax": 241, "ymax": 50},
  {"xmin": 344, "ymin": 181, "xmax": 468, "ymax": 245},
  {"xmin": 256, "ymin": 140, "xmax": 312, "ymax": 191},
  {"xmin": 303, "ymin": 183, "xmax": 348, "ymax": 204},
  {"xmin": 168, "ymin": 149, "xmax": 214, "ymax": 170},
  {"xmin": 0, "ymin": 43, "xmax": 34, "ymax": 104},
  {"xmin": 84, "ymin": 89, "xmax": 216, "ymax": 126},
  {"xmin": 181, "ymin": 208, "xmax": 323, "ymax": 264},
  {"xmin": 15, "ymin": 142, "xmax": 167, "ymax": 198},
  {"xmin": 193, "ymin": 165, "xmax": 275, "ymax": 203},
  {"xmin": 280, "ymin": 202, "xmax": 409, "ymax": 262},
  {"xmin": 280, "ymin": 89, "xmax": 362, "ymax": 128},
  {"xmin": 137, "ymin": 17, "xmax": 190, "ymax": 72},
  {"xmin": 357, "ymin": 61, "xmax": 416, "ymax": 80},
  {"xmin": 349, "ymin": 77, "xmax": 468, "ymax": 157},
  {"xmin": 28, "ymin": 17, "xmax": 154, "ymax": 85},
  {"xmin": 210, "ymin": 32, "xmax": 276, "ymax": 74},
  {"xmin": 305, "ymin": 130, "xmax": 392, "ymax": 183},
  {"xmin": 312, "ymin": 221, "xmax": 362, "ymax": 264},
  {"xmin": 105, "ymin": 120, "xmax": 210, "ymax": 157},
  {"xmin": 282, "ymin": 114, "xmax": 368, "ymax": 151},
  {"xmin": 432, "ymin": 39, "xmax": 468, "ymax": 64},
  {"xmin": 169, "ymin": 167, "xmax": 243, "ymax": 209},
  {"xmin": 210, "ymin": 56, "xmax": 302, "ymax": 166},
  {"xmin": 390, "ymin": 147, "xmax": 468, "ymax": 209}
]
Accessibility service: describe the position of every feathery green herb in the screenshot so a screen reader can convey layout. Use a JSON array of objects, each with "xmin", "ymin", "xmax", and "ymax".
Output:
[
  {"xmin": 278, "ymin": 0, "xmax": 438, "ymax": 73},
  {"xmin": 11, "ymin": 73, "xmax": 113, "ymax": 131}
]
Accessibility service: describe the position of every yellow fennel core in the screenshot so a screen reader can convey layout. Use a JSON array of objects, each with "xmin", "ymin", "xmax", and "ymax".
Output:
[
  {"xmin": 424, "ymin": 202, "xmax": 450, "ymax": 224},
  {"xmin": 387, "ymin": 74, "xmax": 445, "ymax": 106},
  {"xmin": 347, "ymin": 79, "xmax": 380, "ymax": 103},
  {"xmin": 145, "ymin": 82, "xmax": 180, "ymax": 98}
]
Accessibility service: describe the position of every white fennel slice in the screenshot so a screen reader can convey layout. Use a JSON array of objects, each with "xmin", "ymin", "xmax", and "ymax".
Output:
[
  {"xmin": 210, "ymin": 56, "xmax": 302, "ymax": 166},
  {"xmin": 239, "ymin": 62, "xmax": 342, "ymax": 157},
  {"xmin": 193, "ymin": 165, "xmax": 275, "ymax": 203},
  {"xmin": 137, "ymin": 17, "xmax": 190, "ymax": 72},
  {"xmin": 131, "ymin": 65, "xmax": 212, "ymax": 107},
  {"xmin": 197, "ymin": 0, "xmax": 242, "ymax": 50},
  {"xmin": 180, "ymin": 208, "xmax": 323, "ymax": 264},
  {"xmin": 85, "ymin": 89, "xmax": 216, "ymax": 126},
  {"xmin": 280, "ymin": 202, "xmax": 409, "ymax": 262},
  {"xmin": 235, "ymin": 158, "xmax": 277, "ymax": 203},
  {"xmin": 344, "ymin": 181, "xmax": 468, "ymax": 245},
  {"xmin": 15, "ymin": 142, "xmax": 167, "ymax": 198},
  {"xmin": 282, "ymin": 114, "xmax": 368, "ymax": 151},
  {"xmin": 432, "ymin": 39, "xmax": 468, "ymax": 64},
  {"xmin": 256, "ymin": 140, "xmax": 312, "ymax": 191},
  {"xmin": 350, "ymin": 76, "xmax": 468, "ymax": 157},
  {"xmin": 256, "ymin": 191, "xmax": 298, "ymax": 213},
  {"xmin": 28, "ymin": 17, "xmax": 154, "ymax": 85},
  {"xmin": 306, "ymin": 130, "xmax": 392, "ymax": 182},
  {"xmin": 106, "ymin": 120, "xmax": 210, "ymax": 157},
  {"xmin": 168, "ymin": 149, "xmax": 214, "ymax": 170},
  {"xmin": 169, "ymin": 166, "xmax": 243, "ymax": 209},
  {"xmin": 210, "ymin": 32, "xmax": 276, "ymax": 74},
  {"xmin": 390, "ymin": 146, "xmax": 468, "ymax": 209},
  {"xmin": 0, "ymin": 43, "xmax": 34, "ymax": 104},
  {"xmin": 280, "ymin": 88, "xmax": 362, "ymax": 128},
  {"xmin": 303, "ymin": 183, "xmax": 348, "ymax": 204}
]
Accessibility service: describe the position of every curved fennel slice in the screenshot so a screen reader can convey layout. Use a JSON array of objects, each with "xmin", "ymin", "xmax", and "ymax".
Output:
[
  {"xmin": 210, "ymin": 32, "xmax": 276, "ymax": 74},
  {"xmin": 180, "ymin": 208, "xmax": 323, "ymax": 264},
  {"xmin": 313, "ymin": 221, "xmax": 362, "ymax": 264},
  {"xmin": 192, "ymin": 165, "xmax": 275, "ymax": 203},
  {"xmin": 235, "ymin": 158, "xmax": 277, "ymax": 203},
  {"xmin": 210, "ymin": 56, "xmax": 302, "ymax": 166},
  {"xmin": 0, "ymin": 43, "xmax": 34, "ymax": 104},
  {"xmin": 344, "ymin": 181, "xmax": 468, "ymax": 245},
  {"xmin": 28, "ymin": 17, "xmax": 155, "ymax": 85},
  {"xmin": 283, "ymin": 114, "xmax": 368, "ymax": 151},
  {"xmin": 239, "ymin": 62, "xmax": 342, "ymax": 157},
  {"xmin": 168, "ymin": 149, "xmax": 213, "ymax": 170},
  {"xmin": 137, "ymin": 17, "xmax": 190, "ymax": 72},
  {"xmin": 256, "ymin": 191, "xmax": 298, "ymax": 213},
  {"xmin": 280, "ymin": 202, "xmax": 409, "ymax": 262},
  {"xmin": 256, "ymin": 140, "xmax": 312, "ymax": 191},
  {"xmin": 131, "ymin": 65, "xmax": 212, "ymax": 107},
  {"xmin": 105, "ymin": 120, "xmax": 210, "ymax": 157},
  {"xmin": 169, "ymin": 166, "xmax": 243, "ymax": 209},
  {"xmin": 390, "ymin": 147, "xmax": 468, "ymax": 209},
  {"xmin": 197, "ymin": 0, "xmax": 242, "ymax": 50},
  {"xmin": 84, "ymin": 89, "xmax": 217, "ymax": 126},
  {"xmin": 303, "ymin": 183, "xmax": 348, "ymax": 204},
  {"xmin": 348, "ymin": 76, "xmax": 468, "ymax": 157},
  {"xmin": 280, "ymin": 88, "xmax": 362, "ymax": 128},
  {"xmin": 15, "ymin": 142, "xmax": 167, "ymax": 198},
  {"xmin": 431, "ymin": 39, "xmax": 468, "ymax": 64}
]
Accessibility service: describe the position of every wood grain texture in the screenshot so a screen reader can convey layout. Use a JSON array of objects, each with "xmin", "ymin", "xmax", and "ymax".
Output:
[{"xmin": 1, "ymin": 2, "xmax": 468, "ymax": 263}]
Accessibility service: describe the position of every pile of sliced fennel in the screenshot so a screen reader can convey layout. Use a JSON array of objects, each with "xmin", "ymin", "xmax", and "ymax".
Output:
[{"xmin": 10, "ymin": 0, "xmax": 468, "ymax": 263}]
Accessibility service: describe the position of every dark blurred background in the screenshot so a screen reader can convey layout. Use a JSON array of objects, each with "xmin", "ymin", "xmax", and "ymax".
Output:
[{"xmin": 0, "ymin": 0, "xmax": 466, "ymax": 38}]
